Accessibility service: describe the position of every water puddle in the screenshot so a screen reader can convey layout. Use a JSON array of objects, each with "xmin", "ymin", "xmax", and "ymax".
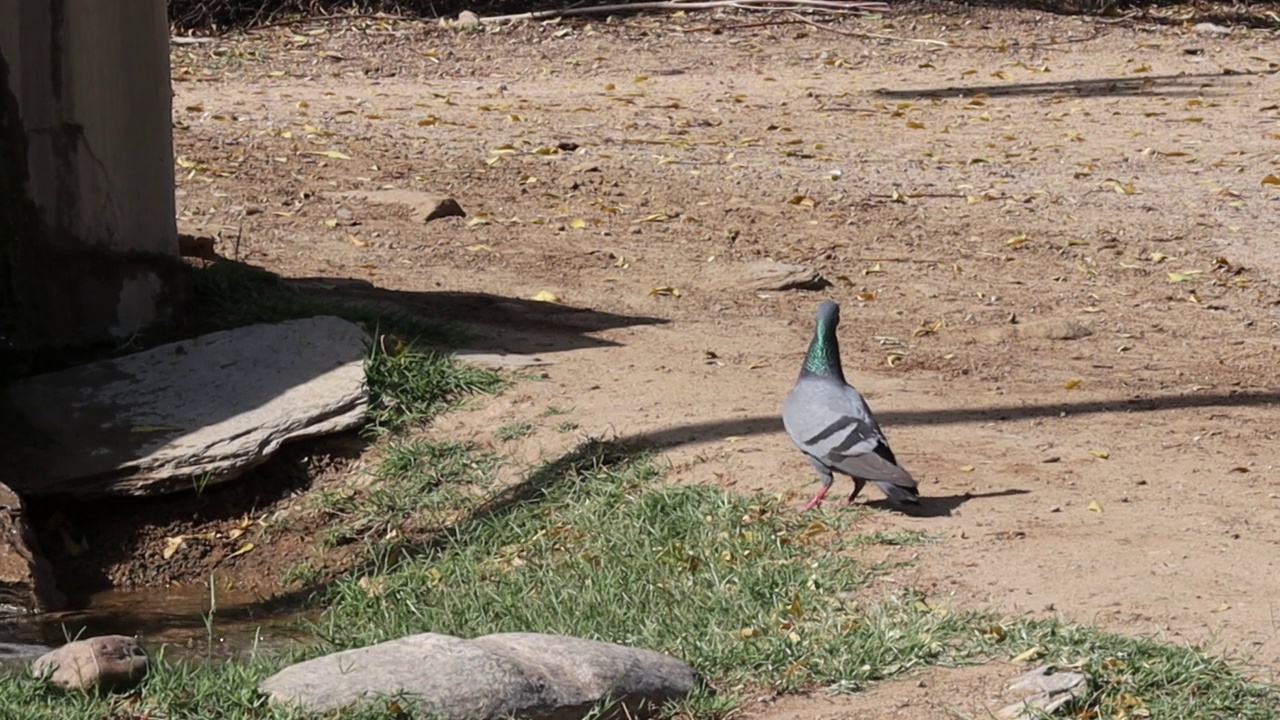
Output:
[{"xmin": 0, "ymin": 586, "xmax": 319, "ymax": 671}]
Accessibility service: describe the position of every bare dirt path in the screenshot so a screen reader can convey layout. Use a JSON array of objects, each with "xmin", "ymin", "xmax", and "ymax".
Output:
[{"xmin": 143, "ymin": 7, "xmax": 1280, "ymax": 713}]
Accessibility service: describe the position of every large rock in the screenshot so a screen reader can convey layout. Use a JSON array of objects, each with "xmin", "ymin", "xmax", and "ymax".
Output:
[
  {"xmin": 32, "ymin": 636, "xmax": 149, "ymax": 691},
  {"xmin": 0, "ymin": 483, "xmax": 63, "ymax": 614},
  {"xmin": 740, "ymin": 260, "xmax": 829, "ymax": 292},
  {"xmin": 995, "ymin": 664, "xmax": 1090, "ymax": 720},
  {"xmin": 259, "ymin": 632, "xmax": 699, "ymax": 718},
  {"xmin": 1, "ymin": 316, "xmax": 370, "ymax": 497}
]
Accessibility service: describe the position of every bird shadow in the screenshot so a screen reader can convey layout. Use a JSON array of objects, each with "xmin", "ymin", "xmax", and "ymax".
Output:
[{"xmin": 865, "ymin": 488, "xmax": 1032, "ymax": 518}]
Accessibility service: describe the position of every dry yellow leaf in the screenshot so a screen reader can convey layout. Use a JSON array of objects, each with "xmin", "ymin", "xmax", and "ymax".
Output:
[
  {"xmin": 1263, "ymin": 174, "xmax": 1280, "ymax": 187},
  {"xmin": 228, "ymin": 542, "xmax": 255, "ymax": 559},
  {"xmin": 1167, "ymin": 270, "xmax": 1202, "ymax": 283},
  {"xmin": 1011, "ymin": 647, "xmax": 1042, "ymax": 663},
  {"xmin": 1064, "ymin": 378, "xmax": 1082, "ymax": 389},
  {"xmin": 531, "ymin": 290, "xmax": 562, "ymax": 303},
  {"xmin": 569, "ymin": 218, "xmax": 587, "ymax": 229},
  {"xmin": 649, "ymin": 286, "xmax": 682, "ymax": 297},
  {"xmin": 1089, "ymin": 449, "xmax": 1110, "ymax": 459},
  {"xmin": 162, "ymin": 535, "xmax": 186, "ymax": 560},
  {"xmin": 1088, "ymin": 500, "xmax": 1104, "ymax": 513},
  {"xmin": 308, "ymin": 150, "xmax": 351, "ymax": 160},
  {"xmin": 960, "ymin": 464, "xmax": 976, "ymax": 472}
]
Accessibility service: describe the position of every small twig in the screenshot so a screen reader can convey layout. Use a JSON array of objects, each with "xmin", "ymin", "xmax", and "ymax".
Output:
[
  {"xmin": 854, "ymin": 257, "xmax": 945, "ymax": 263},
  {"xmin": 681, "ymin": 18, "xmax": 815, "ymax": 32},
  {"xmin": 241, "ymin": 12, "xmax": 412, "ymax": 34},
  {"xmin": 786, "ymin": 11, "xmax": 951, "ymax": 45},
  {"xmin": 477, "ymin": 0, "xmax": 889, "ymax": 25}
]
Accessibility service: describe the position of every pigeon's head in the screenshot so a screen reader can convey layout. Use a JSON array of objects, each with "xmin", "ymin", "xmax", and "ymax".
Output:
[{"xmin": 816, "ymin": 300, "xmax": 841, "ymax": 327}]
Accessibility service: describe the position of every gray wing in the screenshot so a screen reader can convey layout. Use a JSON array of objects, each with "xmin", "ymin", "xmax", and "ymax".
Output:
[{"xmin": 784, "ymin": 380, "xmax": 916, "ymax": 487}]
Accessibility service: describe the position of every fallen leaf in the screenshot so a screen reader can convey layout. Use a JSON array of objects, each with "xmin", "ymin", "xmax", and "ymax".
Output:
[
  {"xmin": 228, "ymin": 542, "xmax": 255, "ymax": 559},
  {"xmin": 960, "ymin": 464, "xmax": 976, "ymax": 472},
  {"xmin": 569, "ymin": 218, "xmax": 587, "ymax": 229},
  {"xmin": 1088, "ymin": 500, "xmax": 1104, "ymax": 513},
  {"xmin": 648, "ymin": 286, "xmax": 683, "ymax": 297},
  {"xmin": 307, "ymin": 150, "xmax": 352, "ymax": 160},
  {"xmin": 1011, "ymin": 647, "xmax": 1042, "ymax": 663},
  {"xmin": 358, "ymin": 575, "xmax": 386, "ymax": 597},
  {"xmin": 531, "ymin": 290, "xmax": 562, "ymax": 303},
  {"xmin": 1089, "ymin": 449, "xmax": 1111, "ymax": 459},
  {"xmin": 1229, "ymin": 466, "xmax": 1250, "ymax": 473},
  {"xmin": 162, "ymin": 535, "xmax": 187, "ymax": 560},
  {"xmin": 1263, "ymin": 174, "xmax": 1280, "ymax": 187},
  {"xmin": 1064, "ymin": 378, "xmax": 1082, "ymax": 390},
  {"xmin": 1167, "ymin": 270, "xmax": 1202, "ymax": 283}
]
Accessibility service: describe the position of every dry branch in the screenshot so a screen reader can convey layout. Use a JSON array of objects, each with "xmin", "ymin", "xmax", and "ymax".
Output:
[{"xmin": 476, "ymin": 0, "xmax": 890, "ymax": 24}]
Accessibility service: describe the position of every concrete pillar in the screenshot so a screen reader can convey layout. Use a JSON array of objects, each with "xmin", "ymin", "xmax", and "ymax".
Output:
[{"xmin": 0, "ymin": 0, "xmax": 185, "ymax": 353}]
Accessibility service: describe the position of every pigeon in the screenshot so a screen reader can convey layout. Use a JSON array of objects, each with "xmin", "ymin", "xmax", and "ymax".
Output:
[{"xmin": 782, "ymin": 300, "xmax": 919, "ymax": 511}]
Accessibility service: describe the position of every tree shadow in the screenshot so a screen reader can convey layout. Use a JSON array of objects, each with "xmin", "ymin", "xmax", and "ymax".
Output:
[
  {"xmin": 286, "ymin": 274, "xmax": 670, "ymax": 357},
  {"xmin": 874, "ymin": 69, "xmax": 1274, "ymax": 101},
  {"xmin": 620, "ymin": 389, "xmax": 1280, "ymax": 449}
]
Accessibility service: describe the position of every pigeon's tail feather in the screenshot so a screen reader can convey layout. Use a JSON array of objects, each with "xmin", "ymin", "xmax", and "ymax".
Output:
[{"xmin": 875, "ymin": 480, "xmax": 920, "ymax": 505}]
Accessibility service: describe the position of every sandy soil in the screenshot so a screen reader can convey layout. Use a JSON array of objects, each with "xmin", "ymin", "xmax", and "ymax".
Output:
[{"xmin": 33, "ymin": 6, "xmax": 1280, "ymax": 715}]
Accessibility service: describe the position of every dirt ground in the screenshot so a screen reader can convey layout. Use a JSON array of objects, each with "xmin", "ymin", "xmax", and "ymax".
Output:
[{"xmin": 35, "ymin": 5, "xmax": 1280, "ymax": 715}]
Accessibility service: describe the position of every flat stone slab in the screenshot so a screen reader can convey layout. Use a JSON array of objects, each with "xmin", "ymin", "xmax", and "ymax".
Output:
[
  {"xmin": 1, "ymin": 316, "xmax": 370, "ymax": 497},
  {"xmin": 259, "ymin": 632, "xmax": 698, "ymax": 718}
]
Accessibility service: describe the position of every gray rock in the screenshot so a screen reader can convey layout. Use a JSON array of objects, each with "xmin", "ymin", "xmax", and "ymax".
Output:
[
  {"xmin": 259, "ymin": 632, "xmax": 699, "ymax": 718},
  {"xmin": 995, "ymin": 664, "xmax": 1090, "ymax": 720},
  {"xmin": 1, "ymin": 316, "xmax": 370, "ymax": 497},
  {"xmin": 0, "ymin": 483, "xmax": 64, "ymax": 614},
  {"xmin": 326, "ymin": 190, "xmax": 466, "ymax": 224},
  {"xmin": 455, "ymin": 350, "xmax": 554, "ymax": 369},
  {"xmin": 33, "ymin": 636, "xmax": 149, "ymax": 691},
  {"xmin": 1193, "ymin": 22, "xmax": 1231, "ymax": 36},
  {"xmin": 744, "ymin": 260, "xmax": 830, "ymax": 292},
  {"xmin": 980, "ymin": 318, "xmax": 1093, "ymax": 343}
]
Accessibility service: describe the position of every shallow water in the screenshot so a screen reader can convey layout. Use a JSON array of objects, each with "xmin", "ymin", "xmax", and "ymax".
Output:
[{"xmin": 0, "ymin": 586, "xmax": 318, "ymax": 670}]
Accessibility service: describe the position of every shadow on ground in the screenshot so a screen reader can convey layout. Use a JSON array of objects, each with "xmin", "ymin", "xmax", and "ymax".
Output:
[
  {"xmin": 875, "ymin": 70, "xmax": 1276, "ymax": 101},
  {"xmin": 287, "ymin": 274, "xmax": 671, "ymax": 356},
  {"xmin": 624, "ymin": 389, "xmax": 1280, "ymax": 449}
]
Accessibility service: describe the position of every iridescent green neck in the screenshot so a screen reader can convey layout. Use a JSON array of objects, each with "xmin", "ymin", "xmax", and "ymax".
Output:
[{"xmin": 802, "ymin": 316, "xmax": 843, "ymax": 379}]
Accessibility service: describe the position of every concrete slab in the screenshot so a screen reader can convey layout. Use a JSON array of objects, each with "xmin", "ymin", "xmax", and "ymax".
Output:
[{"xmin": 1, "ymin": 316, "xmax": 370, "ymax": 497}]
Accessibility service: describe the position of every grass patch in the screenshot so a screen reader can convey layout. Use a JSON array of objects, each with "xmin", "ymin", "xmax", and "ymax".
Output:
[
  {"xmin": 318, "ymin": 442, "xmax": 990, "ymax": 699},
  {"xmin": 2, "ymin": 441, "xmax": 1275, "ymax": 719},
  {"xmin": 493, "ymin": 419, "xmax": 535, "ymax": 441},
  {"xmin": 195, "ymin": 262, "xmax": 506, "ymax": 434},
  {"xmin": 316, "ymin": 439, "xmax": 497, "ymax": 549},
  {"xmin": 364, "ymin": 347, "xmax": 504, "ymax": 434},
  {"xmin": 187, "ymin": 261, "xmax": 461, "ymax": 347}
]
